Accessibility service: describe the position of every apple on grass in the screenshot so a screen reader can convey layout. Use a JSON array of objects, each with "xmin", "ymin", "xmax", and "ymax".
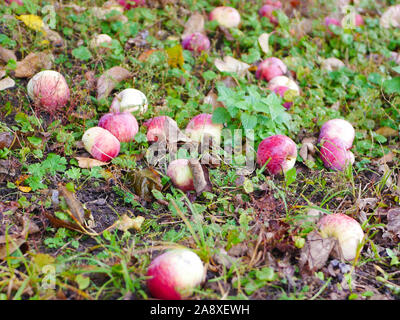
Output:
[
  {"xmin": 259, "ymin": 3, "xmax": 282, "ymax": 25},
  {"xmin": 256, "ymin": 135, "xmax": 297, "ymax": 175},
  {"xmin": 318, "ymin": 118, "xmax": 355, "ymax": 149},
  {"xmin": 319, "ymin": 138, "xmax": 354, "ymax": 171},
  {"xmin": 256, "ymin": 57, "xmax": 287, "ymax": 82},
  {"xmin": 82, "ymin": 127, "xmax": 120, "ymax": 162},
  {"xmin": 167, "ymin": 159, "xmax": 195, "ymax": 192},
  {"xmin": 110, "ymin": 88, "xmax": 148, "ymax": 115},
  {"xmin": 146, "ymin": 249, "xmax": 205, "ymax": 300},
  {"xmin": 182, "ymin": 32, "xmax": 210, "ymax": 53},
  {"xmin": 209, "ymin": 6, "xmax": 241, "ymax": 29},
  {"xmin": 267, "ymin": 76, "xmax": 300, "ymax": 95},
  {"xmin": 318, "ymin": 213, "xmax": 364, "ymax": 262},
  {"xmin": 98, "ymin": 112, "xmax": 139, "ymax": 143},
  {"xmin": 185, "ymin": 113, "xmax": 223, "ymax": 147}
]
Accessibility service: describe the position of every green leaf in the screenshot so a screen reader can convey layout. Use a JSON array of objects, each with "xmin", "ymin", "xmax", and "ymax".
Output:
[
  {"xmin": 72, "ymin": 46, "xmax": 92, "ymax": 61},
  {"xmin": 393, "ymin": 66, "xmax": 400, "ymax": 74},
  {"xmin": 212, "ymin": 107, "xmax": 231, "ymax": 124},
  {"xmin": 75, "ymin": 274, "xmax": 90, "ymax": 290},
  {"xmin": 202, "ymin": 70, "xmax": 217, "ymax": 81},
  {"xmin": 240, "ymin": 113, "xmax": 257, "ymax": 130},
  {"xmin": 284, "ymin": 167, "xmax": 297, "ymax": 187},
  {"xmin": 383, "ymin": 77, "xmax": 400, "ymax": 94}
]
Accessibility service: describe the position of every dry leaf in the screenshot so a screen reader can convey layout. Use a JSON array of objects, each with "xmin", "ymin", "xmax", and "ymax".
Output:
[
  {"xmin": 75, "ymin": 157, "xmax": 108, "ymax": 169},
  {"xmin": 0, "ymin": 132, "xmax": 15, "ymax": 149},
  {"xmin": 0, "ymin": 235, "xmax": 26, "ymax": 260},
  {"xmin": 188, "ymin": 158, "xmax": 212, "ymax": 194},
  {"xmin": 258, "ymin": 33, "xmax": 271, "ymax": 54},
  {"xmin": 14, "ymin": 52, "xmax": 54, "ymax": 78},
  {"xmin": 380, "ymin": 5, "xmax": 400, "ymax": 28},
  {"xmin": 42, "ymin": 25, "xmax": 65, "ymax": 49},
  {"xmin": 378, "ymin": 152, "xmax": 395, "ymax": 164},
  {"xmin": 204, "ymin": 90, "xmax": 225, "ymax": 110},
  {"xmin": 214, "ymin": 56, "xmax": 250, "ymax": 77},
  {"xmin": 291, "ymin": 18, "xmax": 313, "ymax": 38},
  {"xmin": 0, "ymin": 77, "xmax": 15, "ymax": 91},
  {"xmin": 0, "ymin": 45, "xmax": 17, "ymax": 63},
  {"xmin": 376, "ymin": 127, "xmax": 398, "ymax": 138},
  {"xmin": 126, "ymin": 168, "xmax": 163, "ymax": 201},
  {"xmin": 387, "ymin": 208, "xmax": 400, "ymax": 238},
  {"xmin": 182, "ymin": 12, "xmax": 205, "ymax": 39},
  {"xmin": 58, "ymin": 183, "xmax": 86, "ymax": 225},
  {"xmin": 96, "ymin": 66, "xmax": 132, "ymax": 100},
  {"xmin": 109, "ymin": 214, "xmax": 145, "ymax": 232}
]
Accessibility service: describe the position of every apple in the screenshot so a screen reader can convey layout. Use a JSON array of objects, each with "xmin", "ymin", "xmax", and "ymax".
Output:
[
  {"xmin": 209, "ymin": 6, "xmax": 241, "ymax": 29},
  {"xmin": 27, "ymin": 70, "xmax": 70, "ymax": 112},
  {"xmin": 256, "ymin": 57, "xmax": 287, "ymax": 82},
  {"xmin": 5, "ymin": 0, "xmax": 23, "ymax": 5},
  {"xmin": 267, "ymin": 75, "xmax": 300, "ymax": 95},
  {"xmin": 167, "ymin": 159, "xmax": 195, "ymax": 192},
  {"xmin": 318, "ymin": 119, "xmax": 355, "ymax": 149},
  {"xmin": 98, "ymin": 112, "xmax": 139, "ymax": 143},
  {"xmin": 146, "ymin": 249, "xmax": 204, "ymax": 300},
  {"xmin": 259, "ymin": 4, "xmax": 281, "ymax": 25},
  {"xmin": 182, "ymin": 32, "xmax": 210, "ymax": 53},
  {"xmin": 355, "ymin": 14, "xmax": 364, "ymax": 27},
  {"xmin": 90, "ymin": 34, "xmax": 113, "ymax": 51},
  {"xmin": 185, "ymin": 113, "xmax": 223, "ymax": 147},
  {"xmin": 318, "ymin": 213, "xmax": 364, "ymax": 261},
  {"xmin": 256, "ymin": 134, "xmax": 297, "ymax": 175},
  {"xmin": 117, "ymin": 0, "xmax": 145, "ymax": 9},
  {"xmin": 271, "ymin": 86, "xmax": 294, "ymax": 109},
  {"xmin": 110, "ymin": 88, "xmax": 148, "ymax": 115},
  {"xmin": 325, "ymin": 17, "xmax": 341, "ymax": 35},
  {"xmin": 143, "ymin": 116, "xmax": 177, "ymax": 143},
  {"xmin": 82, "ymin": 127, "xmax": 120, "ymax": 162},
  {"xmin": 319, "ymin": 137, "xmax": 354, "ymax": 171}
]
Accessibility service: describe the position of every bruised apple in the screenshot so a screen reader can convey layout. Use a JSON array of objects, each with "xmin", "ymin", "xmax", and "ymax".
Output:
[
  {"xmin": 319, "ymin": 138, "xmax": 354, "ymax": 171},
  {"xmin": 146, "ymin": 249, "xmax": 205, "ymax": 300},
  {"xmin": 209, "ymin": 6, "xmax": 241, "ymax": 28},
  {"xmin": 167, "ymin": 159, "xmax": 195, "ymax": 192},
  {"xmin": 256, "ymin": 57, "xmax": 287, "ymax": 82},
  {"xmin": 185, "ymin": 113, "xmax": 223, "ymax": 147},
  {"xmin": 259, "ymin": 2, "xmax": 282, "ymax": 25},
  {"xmin": 267, "ymin": 75, "xmax": 300, "ymax": 95},
  {"xmin": 98, "ymin": 112, "xmax": 139, "ymax": 142},
  {"xmin": 318, "ymin": 119, "xmax": 355, "ymax": 149},
  {"xmin": 182, "ymin": 32, "xmax": 210, "ymax": 53},
  {"xmin": 110, "ymin": 88, "xmax": 148, "ymax": 115},
  {"xmin": 256, "ymin": 135, "xmax": 297, "ymax": 175},
  {"xmin": 82, "ymin": 127, "xmax": 120, "ymax": 162}
]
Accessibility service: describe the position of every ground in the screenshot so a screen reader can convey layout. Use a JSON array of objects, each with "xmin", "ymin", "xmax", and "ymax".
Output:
[{"xmin": 0, "ymin": 0, "xmax": 399, "ymax": 300}]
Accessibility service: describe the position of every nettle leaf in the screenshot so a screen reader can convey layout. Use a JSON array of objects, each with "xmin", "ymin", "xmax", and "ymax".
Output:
[
  {"xmin": 241, "ymin": 113, "xmax": 257, "ymax": 130},
  {"xmin": 264, "ymin": 93, "xmax": 285, "ymax": 120},
  {"xmin": 72, "ymin": 46, "xmax": 92, "ymax": 61},
  {"xmin": 43, "ymin": 154, "xmax": 67, "ymax": 175},
  {"xmin": 212, "ymin": 107, "xmax": 231, "ymax": 124},
  {"xmin": 383, "ymin": 77, "xmax": 400, "ymax": 94}
]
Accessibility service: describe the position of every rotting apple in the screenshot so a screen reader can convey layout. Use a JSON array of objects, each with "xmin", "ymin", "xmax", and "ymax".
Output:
[
  {"xmin": 110, "ymin": 88, "xmax": 148, "ymax": 115},
  {"xmin": 167, "ymin": 159, "xmax": 195, "ymax": 192},
  {"xmin": 27, "ymin": 70, "xmax": 70, "ymax": 112},
  {"xmin": 98, "ymin": 112, "xmax": 139, "ymax": 143},
  {"xmin": 185, "ymin": 113, "xmax": 223, "ymax": 147},
  {"xmin": 146, "ymin": 249, "xmax": 205, "ymax": 300},
  {"xmin": 256, "ymin": 57, "xmax": 287, "ymax": 82},
  {"xmin": 256, "ymin": 134, "xmax": 298, "ymax": 175},
  {"xmin": 318, "ymin": 213, "xmax": 364, "ymax": 262},
  {"xmin": 209, "ymin": 6, "xmax": 241, "ymax": 28},
  {"xmin": 318, "ymin": 118, "xmax": 355, "ymax": 149},
  {"xmin": 319, "ymin": 137, "xmax": 354, "ymax": 171},
  {"xmin": 267, "ymin": 75, "xmax": 300, "ymax": 95},
  {"xmin": 182, "ymin": 32, "xmax": 210, "ymax": 53},
  {"xmin": 82, "ymin": 127, "xmax": 120, "ymax": 162}
]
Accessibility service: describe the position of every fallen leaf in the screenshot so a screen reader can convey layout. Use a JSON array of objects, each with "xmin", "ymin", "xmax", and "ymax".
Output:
[
  {"xmin": 376, "ymin": 127, "xmax": 398, "ymax": 138},
  {"xmin": 75, "ymin": 157, "xmax": 108, "ymax": 169},
  {"xmin": 182, "ymin": 12, "xmax": 205, "ymax": 39},
  {"xmin": 108, "ymin": 214, "xmax": 145, "ymax": 232},
  {"xmin": 387, "ymin": 208, "xmax": 400, "ymax": 238},
  {"xmin": 14, "ymin": 52, "xmax": 54, "ymax": 78},
  {"xmin": 17, "ymin": 15, "xmax": 44, "ymax": 32},
  {"xmin": 0, "ymin": 45, "xmax": 17, "ymax": 63},
  {"xmin": 0, "ymin": 132, "xmax": 15, "ymax": 149},
  {"xmin": 165, "ymin": 44, "xmax": 184, "ymax": 69},
  {"xmin": 214, "ymin": 56, "xmax": 250, "ymax": 77},
  {"xmin": 204, "ymin": 90, "xmax": 224, "ymax": 110},
  {"xmin": 42, "ymin": 25, "xmax": 64, "ymax": 49},
  {"xmin": 258, "ymin": 33, "xmax": 271, "ymax": 54},
  {"xmin": 380, "ymin": 5, "xmax": 400, "ymax": 28},
  {"xmin": 58, "ymin": 183, "xmax": 86, "ymax": 225},
  {"xmin": 0, "ymin": 77, "xmax": 15, "ymax": 91},
  {"xmin": 291, "ymin": 18, "xmax": 313, "ymax": 38},
  {"xmin": 188, "ymin": 158, "xmax": 212, "ymax": 194},
  {"xmin": 0, "ymin": 235, "xmax": 26, "ymax": 260},
  {"xmin": 138, "ymin": 49, "xmax": 159, "ymax": 62},
  {"xmin": 126, "ymin": 168, "xmax": 163, "ymax": 201},
  {"xmin": 96, "ymin": 66, "xmax": 132, "ymax": 100},
  {"xmin": 378, "ymin": 152, "xmax": 395, "ymax": 164},
  {"xmin": 299, "ymin": 230, "xmax": 336, "ymax": 275},
  {"xmin": 321, "ymin": 57, "xmax": 345, "ymax": 72}
]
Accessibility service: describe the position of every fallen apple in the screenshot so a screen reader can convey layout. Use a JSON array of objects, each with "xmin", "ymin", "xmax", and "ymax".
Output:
[
  {"xmin": 143, "ymin": 115, "xmax": 176, "ymax": 143},
  {"xmin": 167, "ymin": 159, "xmax": 195, "ymax": 192},
  {"xmin": 325, "ymin": 17, "xmax": 341, "ymax": 35},
  {"xmin": 185, "ymin": 113, "xmax": 223, "ymax": 147},
  {"xmin": 27, "ymin": 70, "xmax": 70, "ymax": 112},
  {"xmin": 82, "ymin": 126, "xmax": 120, "ymax": 162},
  {"xmin": 256, "ymin": 57, "xmax": 287, "ymax": 82},
  {"xmin": 98, "ymin": 112, "xmax": 139, "ymax": 143},
  {"xmin": 267, "ymin": 75, "xmax": 300, "ymax": 94},
  {"xmin": 256, "ymin": 134, "xmax": 298, "ymax": 175},
  {"xmin": 271, "ymin": 86, "xmax": 294, "ymax": 109},
  {"xmin": 319, "ymin": 137, "xmax": 354, "ymax": 171},
  {"xmin": 318, "ymin": 119, "xmax": 355, "ymax": 149},
  {"xmin": 259, "ymin": 4, "xmax": 281, "ymax": 25},
  {"xmin": 90, "ymin": 34, "xmax": 113, "ymax": 51},
  {"xmin": 117, "ymin": 0, "xmax": 145, "ymax": 9},
  {"xmin": 5, "ymin": 0, "xmax": 23, "ymax": 5},
  {"xmin": 318, "ymin": 213, "xmax": 364, "ymax": 261},
  {"xmin": 146, "ymin": 249, "xmax": 204, "ymax": 300},
  {"xmin": 182, "ymin": 32, "xmax": 210, "ymax": 53},
  {"xmin": 209, "ymin": 6, "xmax": 241, "ymax": 28},
  {"xmin": 110, "ymin": 88, "xmax": 148, "ymax": 115}
]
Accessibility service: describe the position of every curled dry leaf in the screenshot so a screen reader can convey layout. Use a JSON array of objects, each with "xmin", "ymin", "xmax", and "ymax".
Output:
[
  {"xmin": 188, "ymin": 158, "xmax": 212, "ymax": 194},
  {"xmin": 42, "ymin": 25, "xmax": 65, "ymax": 49},
  {"xmin": 378, "ymin": 152, "xmax": 395, "ymax": 165},
  {"xmin": 375, "ymin": 127, "xmax": 398, "ymax": 138},
  {"xmin": 214, "ymin": 56, "xmax": 250, "ymax": 77},
  {"xmin": 258, "ymin": 33, "xmax": 271, "ymax": 54},
  {"xmin": 14, "ymin": 52, "xmax": 54, "ymax": 78},
  {"xmin": 299, "ymin": 137, "xmax": 316, "ymax": 162},
  {"xmin": 182, "ymin": 12, "xmax": 205, "ymax": 39},
  {"xmin": 58, "ymin": 183, "xmax": 86, "ymax": 225},
  {"xmin": 0, "ymin": 235, "xmax": 26, "ymax": 260},
  {"xmin": 0, "ymin": 45, "xmax": 17, "ymax": 63},
  {"xmin": 107, "ymin": 214, "xmax": 145, "ymax": 232},
  {"xmin": 75, "ymin": 157, "xmax": 108, "ymax": 169},
  {"xmin": 380, "ymin": 5, "xmax": 400, "ymax": 28},
  {"xmin": 0, "ymin": 77, "xmax": 15, "ymax": 91},
  {"xmin": 321, "ymin": 57, "xmax": 345, "ymax": 72},
  {"xmin": 204, "ymin": 90, "xmax": 224, "ymax": 110},
  {"xmin": 97, "ymin": 66, "xmax": 132, "ymax": 100},
  {"xmin": 126, "ymin": 167, "xmax": 163, "ymax": 201},
  {"xmin": 298, "ymin": 230, "xmax": 336, "ymax": 274}
]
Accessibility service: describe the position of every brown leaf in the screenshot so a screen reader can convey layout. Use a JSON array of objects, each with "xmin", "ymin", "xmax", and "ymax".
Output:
[
  {"xmin": 188, "ymin": 158, "xmax": 212, "ymax": 194},
  {"xmin": 0, "ymin": 45, "xmax": 17, "ymax": 63},
  {"xmin": 290, "ymin": 19, "xmax": 313, "ymax": 38},
  {"xmin": 107, "ymin": 214, "xmax": 145, "ymax": 232},
  {"xmin": 0, "ymin": 132, "xmax": 15, "ymax": 149},
  {"xmin": 214, "ymin": 56, "xmax": 250, "ymax": 77},
  {"xmin": 204, "ymin": 90, "xmax": 224, "ymax": 110},
  {"xmin": 182, "ymin": 12, "xmax": 205, "ymax": 39},
  {"xmin": 126, "ymin": 168, "xmax": 163, "ymax": 201},
  {"xmin": 258, "ymin": 33, "xmax": 271, "ymax": 54},
  {"xmin": 376, "ymin": 127, "xmax": 398, "ymax": 138},
  {"xmin": 378, "ymin": 152, "xmax": 395, "ymax": 164},
  {"xmin": 58, "ymin": 183, "xmax": 86, "ymax": 225},
  {"xmin": 0, "ymin": 235, "xmax": 26, "ymax": 260},
  {"xmin": 75, "ymin": 157, "xmax": 108, "ymax": 169},
  {"xmin": 14, "ymin": 52, "xmax": 54, "ymax": 78},
  {"xmin": 387, "ymin": 208, "xmax": 400, "ymax": 238},
  {"xmin": 0, "ymin": 77, "xmax": 15, "ymax": 91},
  {"xmin": 380, "ymin": 5, "xmax": 400, "ymax": 28},
  {"xmin": 299, "ymin": 230, "xmax": 336, "ymax": 275},
  {"xmin": 96, "ymin": 66, "xmax": 132, "ymax": 100}
]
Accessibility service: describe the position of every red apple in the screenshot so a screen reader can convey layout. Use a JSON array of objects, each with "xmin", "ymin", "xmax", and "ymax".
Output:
[
  {"xmin": 256, "ymin": 135, "xmax": 297, "ymax": 175},
  {"xmin": 256, "ymin": 57, "xmax": 287, "ymax": 82},
  {"xmin": 318, "ymin": 213, "xmax": 364, "ymax": 261},
  {"xmin": 185, "ymin": 113, "xmax": 223, "ymax": 147},
  {"xmin": 82, "ymin": 127, "xmax": 120, "ymax": 162},
  {"xmin": 110, "ymin": 88, "xmax": 148, "ymax": 115},
  {"xmin": 146, "ymin": 249, "xmax": 204, "ymax": 300},
  {"xmin": 98, "ymin": 112, "xmax": 139, "ymax": 143},
  {"xmin": 209, "ymin": 6, "xmax": 241, "ymax": 28},
  {"xmin": 259, "ymin": 4, "xmax": 281, "ymax": 25},
  {"xmin": 143, "ymin": 116, "xmax": 177, "ymax": 143},
  {"xmin": 268, "ymin": 75, "xmax": 300, "ymax": 95},
  {"xmin": 325, "ymin": 17, "xmax": 341, "ymax": 35},
  {"xmin": 271, "ymin": 86, "xmax": 293, "ymax": 109},
  {"xmin": 167, "ymin": 159, "xmax": 195, "ymax": 192},
  {"xmin": 27, "ymin": 70, "xmax": 70, "ymax": 112},
  {"xmin": 5, "ymin": 0, "xmax": 23, "ymax": 5},
  {"xmin": 117, "ymin": 0, "xmax": 145, "ymax": 9},
  {"xmin": 355, "ymin": 14, "xmax": 364, "ymax": 27},
  {"xmin": 182, "ymin": 32, "xmax": 210, "ymax": 53},
  {"xmin": 318, "ymin": 119, "xmax": 355, "ymax": 149},
  {"xmin": 319, "ymin": 137, "xmax": 354, "ymax": 171}
]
